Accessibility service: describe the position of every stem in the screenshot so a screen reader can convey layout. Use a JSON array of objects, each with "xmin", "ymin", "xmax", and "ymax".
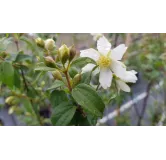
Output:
[
  {"xmin": 13, "ymin": 36, "xmax": 42, "ymax": 125},
  {"xmin": 137, "ymin": 81, "xmax": 153, "ymax": 126},
  {"xmin": 21, "ymin": 69, "xmax": 42, "ymax": 125},
  {"xmin": 130, "ymin": 92, "xmax": 140, "ymax": 118},
  {"xmin": 113, "ymin": 34, "xmax": 119, "ymax": 48},
  {"xmin": 96, "ymin": 84, "xmax": 100, "ymax": 91},
  {"xmin": 12, "ymin": 33, "xmax": 19, "ymax": 51},
  {"xmin": 21, "ymin": 69, "xmax": 29, "ymax": 92},
  {"xmin": 64, "ymin": 71, "xmax": 72, "ymax": 92}
]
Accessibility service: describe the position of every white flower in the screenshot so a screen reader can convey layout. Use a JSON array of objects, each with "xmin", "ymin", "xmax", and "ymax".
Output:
[
  {"xmin": 90, "ymin": 33, "xmax": 103, "ymax": 41},
  {"xmin": 115, "ymin": 70, "xmax": 138, "ymax": 92},
  {"xmin": 80, "ymin": 36, "xmax": 128, "ymax": 89}
]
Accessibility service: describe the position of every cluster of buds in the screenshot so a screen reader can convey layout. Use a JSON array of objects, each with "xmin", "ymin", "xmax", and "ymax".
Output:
[
  {"xmin": 5, "ymin": 96, "xmax": 19, "ymax": 105},
  {"xmin": 5, "ymin": 96, "xmax": 19, "ymax": 115},
  {"xmin": 58, "ymin": 44, "xmax": 76, "ymax": 65},
  {"xmin": 35, "ymin": 37, "xmax": 55, "ymax": 51}
]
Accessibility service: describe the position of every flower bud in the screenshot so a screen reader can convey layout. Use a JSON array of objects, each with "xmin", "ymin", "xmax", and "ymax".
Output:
[
  {"xmin": 59, "ymin": 44, "xmax": 69, "ymax": 64},
  {"xmin": 69, "ymin": 45, "xmax": 76, "ymax": 61},
  {"xmin": 35, "ymin": 37, "xmax": 45, "ymax": 48},
  {"xmin": 52, "ymin": 70, "xmax": 62, "ymax": 80},
  {"xmin": 41, "ymin": 81, "xmax": 45, "ymax": 87},
  {"xmin": 8, "ymin": 106, "xmax": 17, "ymax": 115},
  {"xmin": 44, "ymin": 56, "xmax": 57, "ymax": 68},
  {"xmin": 5, "ymin": 96, "xmax": 15, "ymax": 105},
  {"xmin": 72, "ymin": 73, "xmax": 81, "ymax": 87},
  {"xmin": 44, "ymin": 39, "xmax": 55, "ymax": 51},
  {"xmin": 0, "ymin": 52, "xmax": 8, "ymax": 58}
]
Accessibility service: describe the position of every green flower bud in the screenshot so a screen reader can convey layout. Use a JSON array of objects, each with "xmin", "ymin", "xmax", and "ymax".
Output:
[
  {"xmin": 59, "ymin": 44, "xmax": 69, "ymax": 64},
  {"xmin": 72, "ymin": 73, "xmax": 81, "ymax": 87},
  {"xmin": 35, "ymin": 37, "xmax": 45, "ymax": 48},
  {"xmin": 69, "ymin": 45, "xmax": 76, "ymax": 61},
  {"xmin": 44, "ymin": 56, "xmax": 57, "ymax": 68},
  {"xmin": 8, "ymin": 106, "xmax": 17, "ymax": 115},
  {"xmin": 0, "ymin": 52, "xmax": 8, "ymax": 58},
  {"xmin": 52, "ymin": 70, "xmax": 62, "ymax": 80},
  {"xmin": 44, "ymin": 39, "xmax": 55, "ymax": 51},
  {"xmin": 5, "ymin": 96, "xmax": 15, "ymax": 105},
  {"xmin": 41, "ymin": 81, "xmax": 45, "ymax": 87}
]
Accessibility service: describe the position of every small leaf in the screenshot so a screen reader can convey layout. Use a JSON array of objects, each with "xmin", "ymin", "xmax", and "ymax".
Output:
[
  {"xmin": 68, "ymin": 67, "xmax": 78, "ymax": 78},
  {"xmin": 72, "ymin": 84, "xmax": 105, "ymax": 117},
  {"xmin": 13, "ymin": 69, "xmax": 21, "ymax": 88},
  {"xmin": 34, "ymin": 66, "xmax": 56, "ymax": 72},
  {"xmin": 15, "ymin": 51, "xmax": 32, "ymax": 62},
  {"xmin": 21, "ymin": 98, "xmax": 34, "ymax": 115},
  {"xmin": 0, "ymin": 61, "xmax": 14, "ymax": 88},
  {"xmin": 47, "ymin": 80, "xmax": 65, "ymax": 90},
  {"xmin": 70, "ymin": 57, "xmax": 96, "ymax": 70}
]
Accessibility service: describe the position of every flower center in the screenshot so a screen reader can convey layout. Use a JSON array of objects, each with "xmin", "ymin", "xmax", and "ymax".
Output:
[{"xmin": 97, "ymin": 55, "xmax": 111, "ymax": 68}]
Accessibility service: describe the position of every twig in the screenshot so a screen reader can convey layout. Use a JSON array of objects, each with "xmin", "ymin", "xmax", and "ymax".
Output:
[
  {"xmin": 64, "ymin": 71, "xmax": 72, "ymax": 92},
  {"xmin": 20, "ymin": 69, "xmax": 29, "ymax": 92},
  {"xmin": 12, "ymin": 33, "xmax": 19, "ymax": 51},
  {"xmin": 130, "ymin": 92, "xmax": 140, "ymax": 118},
  {"xmin": 137, "ymin": 81, "xmax": 153, "ymax": 126},
  {"xmin": 13, "ymin": 35, "xmax": 42, "ymax": 125},
  {"xmin": 113, "ymin": 34, "xmax": 119, "ymax": 48},
  {"xmin": 20, "ymin": 69, "xmax": 42, "ymax": 125}
]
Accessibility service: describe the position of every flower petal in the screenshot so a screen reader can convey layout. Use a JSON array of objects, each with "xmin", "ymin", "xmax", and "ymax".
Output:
[
  {"xmin": 82, "ymin": 64, "xmax": 96, "ymax": 73},
  {"xmin": 110, "ymin": 60, "xmax": 126, "ymax": 78},
  {"xmin": 111, "ymin": 44, "xmax": 127, "ymax": 60},
  {"xmin": 122, "ymin": 70, "xmax": 138, "ymax": 83},
  {"xmin": 99, "ymin": 68, "xmax": 112, "ymax": 89},
  {"xmin": 97, "ymin": 36, "xmax": 111, "ymax": 55},
  {"xmin": 116, "ymin": 79, "xmax": 131, "ymax": 92},
  {"xmin": 80, "ymin": 48, "xmax": 99, "ymax": 61}
]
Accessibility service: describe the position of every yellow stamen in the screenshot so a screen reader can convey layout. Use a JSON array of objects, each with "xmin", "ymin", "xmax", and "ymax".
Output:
[{"xmin": 97, "ymin": 55, "xmax": 111, "ymax": 68}]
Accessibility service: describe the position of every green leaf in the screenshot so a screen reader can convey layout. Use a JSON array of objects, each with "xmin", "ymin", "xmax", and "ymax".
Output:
[
  {"xmin": 68, "ymin": 67, "xmax": 78, "ymax": 78},
  {"xmin": 50, "ymin": 90, "xmax": 68, "ymax": 108},
  {"xmin": 0, "ymin": 61, "xmax": 14, "ymax": 88},
  {"xmin": 15, "ymin": 51, "xmax": 32, "ymax": 62},
  {"xmin": 81, "ymin": 65, "xmax": 98, "ymax": 84},
  {"xmin": 81, "ymin": 71, "xmax": 91, "ymax": 84},
  {"xmin": 72, "ymin": 84, "xmax": 105, "ymax": 117},
  {"xmin": 70, "ymin": 110, "xmax": 92, "ymax": 128},
  {"xmin": 34, "ymin": 66, "xmax": 56, "ymax": 72},
  {"xmin": 70, "ymin": 57, "xmax": 96, "ymax": 70},
  {"xmin": 107, "ymin": 93, "xmax": 117, "ymax": 104},
  {"xmin": 47, "ymin": 80, "xmax": 65, "ymax": 90},
  {"xmin": 87, "ymin": 114, "xmax": 98, "ymax": 126},
  {"xmin": 20, "ymin": 36, "xmax": 37, "ymax": 53},
  {"xmin": 51, "ymin": 102, "xmax": 76, "ymax": 126},
  {"xmin": 13, "ymin": 69, "xmax": 21, "ymax": 88},
  {"xmin": 21, "ymin": 98, "xmax": 34, "ymax": 114},
  {"xmin": 27, "ymin": 86, "xmax": 38, "ymax": 98}
]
